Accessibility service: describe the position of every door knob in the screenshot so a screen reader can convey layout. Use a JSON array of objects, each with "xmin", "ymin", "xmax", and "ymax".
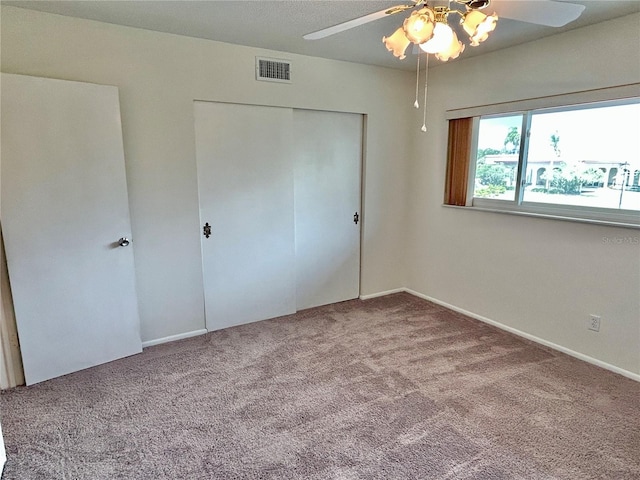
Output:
[{"xmin": 118, "ymin": 237, "xmax": 130, "ymax": 247}]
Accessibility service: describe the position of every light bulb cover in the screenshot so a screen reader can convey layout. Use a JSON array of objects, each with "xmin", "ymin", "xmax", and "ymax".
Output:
[
  {"xmin": 403, "ymin": 8, "xmax": 435, "ymax": 44},
  {"xmin": 462, "ymin": 10, "xmax": 498, "ymax": 46},
  {"xmin": 435, "ymin": 30, "xmax": 465, "ymax": 61},
  {"xmin": 382, "ymin": 27, "xmax": 411, "ymax": 59},
  {"xmin": 419, "ymin": 22, "xmax": 454, "ymax": 54}
]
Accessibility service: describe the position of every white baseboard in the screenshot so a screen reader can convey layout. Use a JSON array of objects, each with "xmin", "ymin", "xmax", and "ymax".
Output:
[
  {"xmin": 142, "ymin": 329, "xmax": 208, "ymax": 348},
  {"xmin": 360, "ymin": 287, "xmax": 639, "ymax": 382},
  {"xmin": 403, "ymin": 288, "xmax": 640, "ymax": 383},
  {"xmin": 141, "ymin": 291, "xmax": 639, "ymax": 382},
  {"xmin": 359, "ymin": 288, "xmax": 406, "ymax": 300}
]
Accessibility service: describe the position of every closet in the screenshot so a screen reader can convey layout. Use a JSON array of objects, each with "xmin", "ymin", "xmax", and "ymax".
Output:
[{"xmin": 194, "ymin": 102, "xmax": 362, "ymax": 331}]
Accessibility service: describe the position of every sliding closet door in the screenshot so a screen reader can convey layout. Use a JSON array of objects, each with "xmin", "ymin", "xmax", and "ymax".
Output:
[
  {"xmin": 194, "ymin": 102, "xmax": 296, "ymax": 331},
  {"xmin": 293, "ymin": 110, "xmax": 362, "ymax": 310},
  {"xmin": 1, "ymin": 74, "xmax": 142, "ymax": 385}
]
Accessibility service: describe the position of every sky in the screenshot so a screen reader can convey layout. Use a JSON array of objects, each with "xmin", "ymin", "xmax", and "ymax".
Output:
[{"xmin": 477, "ymin": 102, "xmax": 640, "ymax": 167}]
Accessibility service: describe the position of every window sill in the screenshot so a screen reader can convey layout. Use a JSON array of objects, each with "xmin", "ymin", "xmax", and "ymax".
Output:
[{"xmin": 442, "ymin": 203, "xmax": 640, "ymax": 230}]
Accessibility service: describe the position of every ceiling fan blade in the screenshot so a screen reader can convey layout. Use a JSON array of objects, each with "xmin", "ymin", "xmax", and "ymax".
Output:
[
  {"xmin": 492, "ymin": 0, "xmax": 585, "ymax": 28},
  {"xmin": 303, "ymin": 4, "xmax": 416, "ymax": 40}
]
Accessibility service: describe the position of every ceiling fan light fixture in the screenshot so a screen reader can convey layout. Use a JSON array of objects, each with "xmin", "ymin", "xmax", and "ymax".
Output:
[
  {"xmin": 419, "ymin": 22, "xmax": 454, "ymax": 54},
  {"xmin": 462, "ymin": 10, "xmax": 498, "ymax": 46},
  {"xmin": 306, "ymin": 0, "xmax": 586, "ymax": 132},
  {"xmin": 381, "ymin": 1, "xmax": 499, "ymax": 132},
  {"xmin": 382, "ymin": 27, "xmax": 411, "ymax": 59},
  {"xmin": 402, "ymin": 8, "xmax": 436, "ymax": 44}
]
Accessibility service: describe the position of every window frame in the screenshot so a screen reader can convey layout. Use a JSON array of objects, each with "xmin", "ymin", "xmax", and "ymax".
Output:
[{"xmin": 447, "ymin": 86, "xmax": 640, "ymax": 228}]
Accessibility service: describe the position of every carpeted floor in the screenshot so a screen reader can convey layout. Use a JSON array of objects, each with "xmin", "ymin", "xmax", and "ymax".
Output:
[{"xmin": 1, "ymin": 293, "xmax": 639, "ymax": 479}]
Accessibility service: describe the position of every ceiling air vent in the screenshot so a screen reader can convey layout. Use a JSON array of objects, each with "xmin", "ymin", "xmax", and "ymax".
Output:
[{"xmin": 256, "ymin": 57, "xmax": 291, "ymax": 83}]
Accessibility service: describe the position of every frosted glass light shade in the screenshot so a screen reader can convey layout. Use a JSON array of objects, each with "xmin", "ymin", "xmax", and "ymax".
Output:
[
  {"xmin": 462, "ymin": 10, "xmax": 486, "ymax": 36},
  {"xmin": 419, "ymin": 22, "xmax": 454, "ymax": 54},
  {"xmin": 435, "ymin": 31, "xmax": 465, "ymax": 61},
  {"xmin": 462, "ymin": 10, "xmax": 498, "ymax": 46},
  {"xmin": 383, "ymin": 27, "xmax": 411, "ymax": 59},
  {"xmin": 403, "ymin": 8, "xmax": 435, "ymax": 44}
]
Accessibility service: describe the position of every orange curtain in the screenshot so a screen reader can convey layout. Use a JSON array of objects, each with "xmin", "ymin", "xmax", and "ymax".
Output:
[{"xmin": 444, "ymin": 117, "xmax": 473, "ymax": 206}]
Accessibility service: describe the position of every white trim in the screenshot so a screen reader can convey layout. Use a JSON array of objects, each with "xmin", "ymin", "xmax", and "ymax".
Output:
[
  {"xmin": 141, "ymin": 292, "xmax": 640, "ymax": 382},
  {"xmin": 445, "ymin": 83, "xmax": 640, "ymax": 120},
  {"xmin": 0, "ymin": 421, "xmax": 5, "ymax": 477},
  {"xmin": 465, "ymin": 117, "xmax": 480, "ymax": 206},
  {"xmin": 394, "ymin": 288, "xmax": 640, "ymax": 382},
  {"xmin": 142, "ymin": 329, "xmax": 208, "ymax": 348},
  {"xmin": 444, "ymin": 204, "xmax": 640, "ymax": 230},
  {"xmin": 1, "ymin": 227, "xmax": 24, "ymax": 389},
  {"xmin": 359, "ymin": 288, "xmax": 406, "ymax": 300}
]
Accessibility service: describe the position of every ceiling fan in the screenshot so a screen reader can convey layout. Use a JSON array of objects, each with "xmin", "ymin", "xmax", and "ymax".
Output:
[
  {"xmin": 304, "ymin": 0, "xmax": 586, "ymax": 62},
  {"xmin": 304, "ymin": 0, "xmax": 586, "ymax": 132}
]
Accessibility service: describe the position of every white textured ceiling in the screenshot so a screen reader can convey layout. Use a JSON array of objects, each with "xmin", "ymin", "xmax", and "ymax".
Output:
[{"xmin": 4, "ymin": 1, "xmax": 639, "ymax": 71}]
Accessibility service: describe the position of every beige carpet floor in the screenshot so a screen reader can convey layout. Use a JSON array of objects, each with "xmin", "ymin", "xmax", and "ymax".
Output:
[{"xmin": 1, "ymin": 293, "xmax": 639, "ymax": 479}]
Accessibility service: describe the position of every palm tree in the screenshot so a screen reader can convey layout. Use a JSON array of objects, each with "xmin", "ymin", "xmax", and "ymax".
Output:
[
  {"xmin": 503, "ymin": 127, "xmax": 520, "ymax": 154},
  {"xmin": 546, "ymin": 131, "xmax": 561, "ymax": 191},
  {"xmin": 550, "ymin": 131, "xmax": 561, "ymax": 157}
]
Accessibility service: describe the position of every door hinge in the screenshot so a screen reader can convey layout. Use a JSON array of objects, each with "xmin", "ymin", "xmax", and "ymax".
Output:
[
  {"xmin": 203, "ymin": 222, "xmax": 212, "ymax": 238},
  {"xmin": 353, "ymin": 212, "xmax": 359, "ymax": 225}
]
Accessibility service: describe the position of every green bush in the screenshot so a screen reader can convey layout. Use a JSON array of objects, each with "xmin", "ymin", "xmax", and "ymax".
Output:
[
  {"xmin": 476, "ymin": 164, "xmax": 508, "ymax": 187},
  {"xmin": 581, "ymin": 168, "xmax": 605, "ymax": 187},
  {"xmin": 542, "ymin": 168, "xmax": 581, "ymax": 195},
  {"xmin": 475, "ymin": 185, "xmax": 506, "ymax": 198},
  {"xmin": 539, "ymin": 166, "xmax": 606, "ymax": 195}
]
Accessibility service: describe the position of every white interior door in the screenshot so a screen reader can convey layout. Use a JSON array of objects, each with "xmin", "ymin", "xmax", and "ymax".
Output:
[
  {"xmin": 1, "ymin": 74, "xmax": 142, "ymax": 385},
  {"xmin": 194, "ymin": 102, "xmax": 296, "ymax": 331},
  {"xmin": 293, "ymin": 110, "xmax": 362, "ymax": 310}
]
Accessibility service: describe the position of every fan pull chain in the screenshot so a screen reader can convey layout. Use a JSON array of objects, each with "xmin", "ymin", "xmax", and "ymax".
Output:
[
  {"xmin": 421, "ymin": 54, "xmax": 429, "ymax": 132},
  {"xmin": 414, "ymin": 53, "xmax": 421, "ymax": 109}
]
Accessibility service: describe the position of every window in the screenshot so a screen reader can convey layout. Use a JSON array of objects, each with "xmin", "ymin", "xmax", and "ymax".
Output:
[
  {"xmin": 473, "ymin": 114, "xmax": 522, "ymax": 202},
  {"xmin": 448, "ymin": 96, "xmax": 640, "ymax": 227}
]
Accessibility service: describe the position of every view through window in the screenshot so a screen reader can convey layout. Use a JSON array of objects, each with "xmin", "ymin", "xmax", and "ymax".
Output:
[{"xmin": 473, "ymin": 101, "xmax": 640, "ymax": 214}]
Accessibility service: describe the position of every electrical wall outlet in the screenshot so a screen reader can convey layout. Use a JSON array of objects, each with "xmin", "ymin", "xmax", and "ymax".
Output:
[{"xmin": 589, "ymin": 315, "xmax": 601, "ymax": 332}]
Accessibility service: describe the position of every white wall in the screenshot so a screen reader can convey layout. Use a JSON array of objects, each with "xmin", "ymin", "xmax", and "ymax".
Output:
[
  {"xmin": 406, "ymin": 14, "xmax": 640, "ymax": 376},
  {"xmin": 0, "ymin": 6, "xmax": 413, "ymax": 343}
]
